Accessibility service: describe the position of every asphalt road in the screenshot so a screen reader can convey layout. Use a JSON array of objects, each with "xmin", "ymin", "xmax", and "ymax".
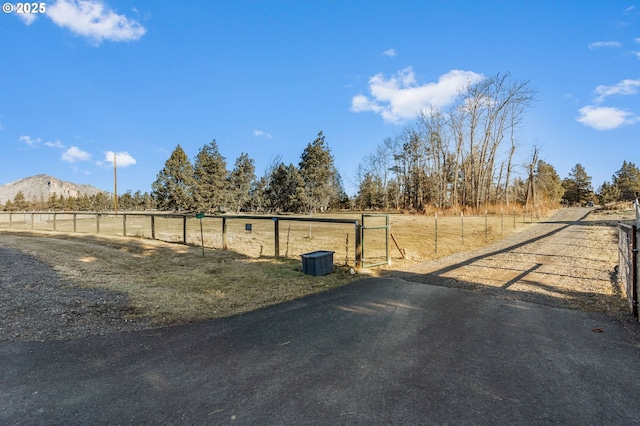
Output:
[{"xmin": 2, "ymin": 276, "xmax": 640, "ymax": 425}]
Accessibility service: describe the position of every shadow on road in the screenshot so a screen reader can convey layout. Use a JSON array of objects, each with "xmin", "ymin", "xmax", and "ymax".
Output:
[{"xmin": 382, "ymin": 209, "xmax": 630, "ymax": 318}]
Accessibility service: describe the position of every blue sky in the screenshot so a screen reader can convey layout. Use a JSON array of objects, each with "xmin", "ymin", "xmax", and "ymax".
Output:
[{"xmin": 1, "ymin": 0, "xmax": 638, "ymax": 196}]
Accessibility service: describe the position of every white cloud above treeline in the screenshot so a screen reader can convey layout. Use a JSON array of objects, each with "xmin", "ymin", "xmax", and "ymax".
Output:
[
  {"xmin": 351, "ymin": 67, "xmax": 485, "ymax": 123},
  {"xmin": 254, "ymin": 130, "xmax": 273, "ymax": 139},
  {"xmin": 62, "ymin": 146, "xmax": 91, "ymax": 163},
  {"xmin": 101, "ymin": 151, "xmax": 137, "ymax": 167},
  {"xmin": 576, "ymin": 78, "xmax": 640, "ymax": 130},
  {"xmin": 45, "ymin": 0, "xmax": 146, "ymax": 44}
]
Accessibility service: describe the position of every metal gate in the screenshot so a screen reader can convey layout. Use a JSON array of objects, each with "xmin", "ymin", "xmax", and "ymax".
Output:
[{"xmin": 361, "ymin": 214, "xmax": 390, "ymax": 268}]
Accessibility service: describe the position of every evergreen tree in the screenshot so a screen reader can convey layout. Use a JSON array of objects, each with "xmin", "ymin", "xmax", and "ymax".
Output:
[
  {"xmin": 534, "ymin": 160, "xmax": 564, "ymax": 202},
  {"xmin": 152, "ymin": 144, "xmax": 195, "ymax": 211},
  {"xmin": 227, "ymin": 153, "xmax": 256, "ymax": 213},
  {"xmin": 193, "ymin": 140, "xmax": 227, "ymax": 213},
  {"xmin": 597, "ymin": 181, "xmax": 620, "ymax": 205},
  {"xmin": 562, "ymin": 163, "xmax": 593, "ymax": 205},
  {"xmin": 612, "ymin": 161, "xmax": 640, "ymax": 201},
  {"xmin": 12, "ymin": 191, "xmax": 30, "ymax": 211},
  {"xmin": 299, "ymin": 131, "xmax": 338, "ymax": 213},
  {"xmin": 267, "ymin": 163, "xmax": 306, "ymax": 213}
]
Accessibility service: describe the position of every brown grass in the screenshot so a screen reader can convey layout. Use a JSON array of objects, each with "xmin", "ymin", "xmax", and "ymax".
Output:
[{"xmin": 0, "ymin": 210, "xmax": 546, "ymax": 325}]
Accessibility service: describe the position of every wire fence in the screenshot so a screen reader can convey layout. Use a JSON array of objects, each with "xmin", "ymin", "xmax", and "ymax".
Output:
[{"xmin": 0, "ymin": 212, "xmax": 365, "ymax": 268}]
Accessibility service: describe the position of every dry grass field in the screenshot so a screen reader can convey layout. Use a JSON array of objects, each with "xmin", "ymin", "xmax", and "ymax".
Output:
[{"xmin": 0, "ymin": 210, "xmax": 541, "ymax": 326}]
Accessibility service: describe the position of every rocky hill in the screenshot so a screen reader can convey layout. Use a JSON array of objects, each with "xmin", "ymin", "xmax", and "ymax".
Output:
[{"xmin": 0, "ymin": 174, "xmax": 105, "ymax": 205}]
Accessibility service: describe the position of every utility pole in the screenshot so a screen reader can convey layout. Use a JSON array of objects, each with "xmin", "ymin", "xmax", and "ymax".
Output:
[{"xmin": 113, "ymin": 152, "xmax": 118, "ymax": 214}]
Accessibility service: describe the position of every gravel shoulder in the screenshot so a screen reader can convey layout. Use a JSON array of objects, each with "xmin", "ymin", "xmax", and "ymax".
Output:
[{"xmin": 0, "ymin": 207, "xmax": 632, "ymax": 342}]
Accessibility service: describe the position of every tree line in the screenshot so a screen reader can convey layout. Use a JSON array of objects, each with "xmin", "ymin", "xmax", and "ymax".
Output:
[
  {"xmin": 2, "ymin": 189, "xmax": 155, "ymax": 212},
  {"xmin": 354, "ymin": 73, "xmax": 541, "ymax": 211},
  {"xmin": 151, "ymin": 131, "xmax": 348, "ymax": 214}
]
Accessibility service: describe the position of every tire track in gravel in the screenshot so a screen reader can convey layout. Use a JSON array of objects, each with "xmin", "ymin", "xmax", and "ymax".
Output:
[{"xmin": 385, "ymin": 207, "xmax": 629, "ymax": 317}]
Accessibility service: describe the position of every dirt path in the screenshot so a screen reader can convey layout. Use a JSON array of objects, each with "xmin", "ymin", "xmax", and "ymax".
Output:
[{"xmin": 386, "ymin": 207, "xmax": 629, "ymax": 318}]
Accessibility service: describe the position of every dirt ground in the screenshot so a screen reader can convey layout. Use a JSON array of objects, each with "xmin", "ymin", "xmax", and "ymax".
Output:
[
  {"xmin": 0, "ymin": 207, "xmax": 634, "ymax": 342},
  {"xmin": 386, "ymin": 207, "xmax": 631, "ymax": 318}
]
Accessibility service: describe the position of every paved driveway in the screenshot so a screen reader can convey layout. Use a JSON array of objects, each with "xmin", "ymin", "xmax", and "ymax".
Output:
[{"xmin": 2, "ymin": 276, "xmax": 640, "ymax": 425}]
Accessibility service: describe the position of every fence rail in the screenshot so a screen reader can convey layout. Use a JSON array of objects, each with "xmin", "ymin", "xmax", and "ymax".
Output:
[{"xmin": 0, "ymin": 211, "xmax": 367, "ymax": 269}]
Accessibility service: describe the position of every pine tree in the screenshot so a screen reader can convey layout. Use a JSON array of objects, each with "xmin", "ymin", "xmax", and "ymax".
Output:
[
  {"xmin": 193, "ymin": 140, "xmax": 227, "ymax": 213},
  {"xmin": 152, "ymin": 144, "xmax": 195, "ymax": 212},
  {"xmin": 267, "ymin": 163, "xmax": 306, "ymax": 213},
  {"xmin": 299, "ymin": 131, "xmax": 338, "ymax": 213},
  {"xmin": 534, "ymin": 160, "xmax": 564, "ymax": 202},
  {"xmin": 227, "ymin": 153, "xmax": 256, "ymax": 213},
  {"xmin": 562, "ymin": 163, "xmax": 593, "ymax": 206},
  {"xmin": 612, "ymin": 161, "xmax": 640, "ymax": 201},
  {"xmin": 12, "ymin": 191, "xmax": 30, "ymax": 211}
]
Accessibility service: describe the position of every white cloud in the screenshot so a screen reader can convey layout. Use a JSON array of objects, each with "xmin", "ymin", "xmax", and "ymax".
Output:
[
  {"xmin": 351, "ymin": 67, "xmax": 485, "ymax": 123},
  {"xmin": 102, "ymin": 151, "xmax": 137, "ymax": 167},
  {"xmin": 254, "ymin": 130, "xmax": 273, "ymax": 139},
  {"xmin": 576, "ymin": 106, "xmax": 639, "ymax": 130},
  {"xmin": 383, "ymin": 48, "xmax": 397, "ymax": 57},
  {"xmin": 15, "ymin": 11, "xmax": 37, "ymax": 25},
  {"xmin": 44, "ymin": 139, "xmax": 66, "ymax": 148},
  {"xmin": 62, "ymin": 146, "xmax": 91, "ymax": 162},
  {"xmin": 635, "ymin": 38, "xmax": 640, "ymax": 43},
  {"xmin": 588, "ymin": 41, "xmax": 621, "ymax": 49},
  {"xmin": 19, "ymin": 135, "xmax": 41, "ymax": 146},
  {"xmin": 595, "ymin": 79, "xmax": 640, "ymax": 102},
  {"xmin": 46, "ymin": 0, "xmax": 146, "ymax": 44}
]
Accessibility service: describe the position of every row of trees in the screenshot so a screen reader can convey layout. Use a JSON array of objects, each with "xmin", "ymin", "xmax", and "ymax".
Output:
[
  {"xmin": 2, "ymin": 190, "xmax": 155, "ymax": 212},
  {"xmin": 354, "ymin": 73, "xmax": 539, "ymax": 211},
  {"xmin": 151, "ymin": 132, "xmax": 348, "ymax": 213},
  {"xmin": 559, "ymin": 161, "xmax": 640, "ymax": 206}
]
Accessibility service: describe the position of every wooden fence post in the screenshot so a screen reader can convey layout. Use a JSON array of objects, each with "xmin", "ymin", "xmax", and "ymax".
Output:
[
  {"xmin": 123, "ymin": 214, "xmax": 127, "ymax": 237},
  {"xmin": 355, "ymin": 220, "xmax": 362, "ymax": 269},
  {"xmin": 73, "ymin": 213, "xmax": 77, "ymax": 232},
  {"xmin": 182, "ymin": 215, "xmax": 187, "ymax": 245},
  {"xmin": 435, "ymin": 213, "xmax": 438, "ymax": 254},
  {"xmin": 222, "ymin": 217, "xmax": 228, "ymax": 250},
  {"xmin": 274, "ymin": 218, "xmax": 280, "ymax": 257},
  {"xmin": 96, "ymin": 214, "xmax": 100, "ymax": 234},
  {"xmin": 151, "ymin": 215, "xmax": 155, "ymax": 239},
  {"xmin": 53, "ymin": 213, "xmax": 57, "ymax": 231}
]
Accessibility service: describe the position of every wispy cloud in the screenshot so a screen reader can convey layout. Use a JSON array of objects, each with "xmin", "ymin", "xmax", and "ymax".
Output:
[
  {"xmin": 383, "ymin": 48, "xmax": 397, "ymax": 57},
  {"xmin": 576, "ymin": 106, "xmax": 640, "ymax": 130},
  {"xmin": 15, "ymin": 10, "xmax": 37, "ymax": 25},
  {"xmin": 595, "ymin": 79, "xmax": 640, "ymax": 102},
  {"xmin": 62, "ymin": 146, "xmax": 91, "ymax": 162},
  {"xmin": 46, "ymin": 0, "xmax": 146, "ymax": 45},
  {"xmin": 99, "ymin": 151, "xmax": 137, "ymax": 167},
  {"xmin": 44, "ymin": 139, "xmax": 66, "ymax": 148},
  {"xmin": 19, "ymin": 135, "xmax": 41, "ymax": 146},
  {"xmin": 351, "ymin": 67, "xmax": 485, "ymax": 123},
  {"xmin": 254, "ymin": 130, "xmax": 273, "ymax": 139},
  {"xmin": 588, "ymin": 41, "xmax": 621, "ymax": 49}
]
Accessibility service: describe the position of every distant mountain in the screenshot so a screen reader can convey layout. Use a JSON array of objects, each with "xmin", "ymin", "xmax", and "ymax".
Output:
[{"xmin": 0, "ymin": 174, "xmax": 106, "ymax": 204}]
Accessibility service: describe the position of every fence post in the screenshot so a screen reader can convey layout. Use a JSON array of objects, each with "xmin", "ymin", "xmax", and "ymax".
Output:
[
  {"xmin": 461, "ymin": 212, "xmax": 464, "ymax": 245},
  {"xmin": 31, "ymin": 213, "xmax": 34, "ymax": 230},
  {"xmin": 73, "ymin": 213, "xmax": 77, "ymax": 232},
  {"xmin": 633, "ymin": 225, "xmax": 638, "ymax": 320},
  {"xmin": 182, "ymin": 215, "xmax": 187, "ymax": 245},
  {"xmin": 96, "ymin": 214, "xmax": 100, "ymax": 234},
  {"xmin": 53, "ymin": 213, "xmax": 57, "ymax": 231},
  {"xmin": 222, "ymin": 217, "xmax": 228, "ymax": 250},
  {"xmin": 435, "ymin": 213, "xmax": 438, "ymax": 254},
  {"xmin": 485, "ymin": 210, "xmax": 488, "ymax": 242},
  {"xmin": 355, "ymin": 220, "xmax": 362, "ymax": 269},
  {"xmin": 8, "ymin": 213, "xmax": 12, "ymax": 229},
  {"xmin": 501, "ymin": 209, "xmax": 504, "ymax": 234},
  {"xmin": 273, "ymin": 218, "xmax": 279, "ymax": 257},
  {"xmin": 151, "ymin": 215, "xmax": 155, "ymax": 240},
  {"xmin": 123, "ymin": 214, "xmax": 127, "ymax": 237}
]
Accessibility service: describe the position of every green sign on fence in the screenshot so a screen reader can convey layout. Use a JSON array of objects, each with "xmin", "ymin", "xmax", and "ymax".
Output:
[{"xmin": 196, "ymin": 213, "xmax": 205, "ymax": 219}]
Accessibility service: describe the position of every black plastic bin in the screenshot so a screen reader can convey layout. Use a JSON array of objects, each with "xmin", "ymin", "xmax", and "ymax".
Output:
[{"xmin": 300, "ymin": 251, "xmax": 335, "ymax": 276}]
